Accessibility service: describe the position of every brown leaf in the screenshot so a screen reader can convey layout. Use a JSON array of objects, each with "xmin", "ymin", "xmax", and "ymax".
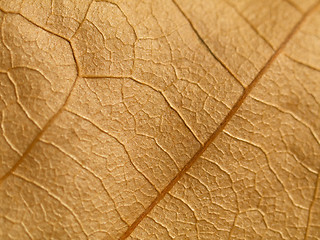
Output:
[{"xmin": 0, "ymin": 0, "xmax": 319, "ymax": 239}]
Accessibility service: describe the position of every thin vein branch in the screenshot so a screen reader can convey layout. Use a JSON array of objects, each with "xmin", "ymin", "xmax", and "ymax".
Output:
[
  {"xmin": 21, "ymin": 222, "xmax": 33, "ymax": 240},
  {"xmin": 97, "ymin": 0, "xmax": 138, "ymax": 40},
  {"xmin": 40, "ymin": 139, "xmax": 129, "ymax": 226},
  {"xmin": 69, "ymin": 0, "xmax": 94, "ymax": 40},
  {"xmin": 228, "ymin": 213, "xmax": 238, "ymax": 240},
  {"xmin": 186, "ymin": 171, "xmax": 238, "ymax": 214},
  {"xmin": 1, "ymin": 10, "xmax": 69, "ymax": 42},
  {"xmin": 171, "ymin": 0, "xmax": 245, "ymax": 89},
  {"xmin": 223, "ymin": 130, "xmax": 310, "ymax": 211},
  {"xmin": 0, "ymin": 78, "xmax": 77, "ymax": 184},
  {"xmin": 12, "ymin": 172, "xmax": 89, "ymax": 239},
  {"xmin": 304, "ymin": 171, "xmax": 320, "ymax": 239},
  {"xmin": 120, "ymin": 2, "xmax": 320, "ymax": 238},
  {"xmin": 284, "ymin": 53, "xmax": 320, "ymax": 72},
  {"xmin": 224, "ymin": 0, "xmax": 275, "ymax": 50},
  {"xmin": 283, "ymin": 0, "xmax": 304, "ymax": 13},
  {"xmin": 0, "ymin": 9, "xmax": 80, "ymax": 184},
  {"xmin": 1, "ymin": 111, "xmax": 22, "ymax": 156},
  {"xmin": 64, "ymin": 108, "xmax": 159, "ymax": 193},
  {"xmin": 83, "ymin": 75, "xmax": 203, "ymax": 145},
  {"xmin": 251, "ymin": 96, "xmax": 320, "ymax": 147},
  {"xmin": 6, "ymin": 71, "xmax": 42, "ymax": 129}
]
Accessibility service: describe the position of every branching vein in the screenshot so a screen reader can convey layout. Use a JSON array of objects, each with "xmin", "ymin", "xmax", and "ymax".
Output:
[
  {"xmin": 171, "ymin": 0, "xmax": 245, "ymax": 89},
  {"xmin": 120, "ymin": 2, "xmax": 320, "ymax": 238}
]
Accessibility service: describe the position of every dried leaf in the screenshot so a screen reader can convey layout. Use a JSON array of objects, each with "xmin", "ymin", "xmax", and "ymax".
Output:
[{"xmin": 0, "ymin": 0, "xmax": 319, "ymax": 239}]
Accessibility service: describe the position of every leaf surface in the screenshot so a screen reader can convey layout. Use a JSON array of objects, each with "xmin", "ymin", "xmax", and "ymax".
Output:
[{"xmin": 0, "ymin": 0, "xmax": 319, "ymax": 239}]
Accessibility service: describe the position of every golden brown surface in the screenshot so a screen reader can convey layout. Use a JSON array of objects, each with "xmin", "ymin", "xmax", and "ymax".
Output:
[{"xmin": 0, "ymin": 0, "xmax": 319, "ymax": 239}]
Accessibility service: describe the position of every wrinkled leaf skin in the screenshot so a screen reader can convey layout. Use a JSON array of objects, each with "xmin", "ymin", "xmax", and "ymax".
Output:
[{"xmin": 0, "ymin": 0, "xmax": 320, "ymax": 239}]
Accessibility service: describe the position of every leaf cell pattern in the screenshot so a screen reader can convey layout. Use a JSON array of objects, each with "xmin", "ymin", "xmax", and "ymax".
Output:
[{"xmin": 0, "ymin": 0, "xmax": 320, "ymax": 239}]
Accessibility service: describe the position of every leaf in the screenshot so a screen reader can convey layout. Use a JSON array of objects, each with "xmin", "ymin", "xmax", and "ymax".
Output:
[{"xmin": 0, "ymin": 0, "xmax": 319, "ymax": 239}]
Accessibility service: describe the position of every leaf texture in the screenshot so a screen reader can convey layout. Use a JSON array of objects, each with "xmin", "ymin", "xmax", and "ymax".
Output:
[{"xmin": 0, "ymin": 0, "xmax": 319, "ymax": 239}]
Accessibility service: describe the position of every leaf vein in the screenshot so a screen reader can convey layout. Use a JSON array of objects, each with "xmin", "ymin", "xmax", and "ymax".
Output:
[
  {"xmin": 12, "ymin": 172, "xmax": 89, "ymax": 239},
  {"xmin": 171, "ymin": 0, "xmax": 245, "ymax": 88},
  {"xmin": 0, "ymin": 6, "xmax": 82, "ymax": 183},
  {"xmin": 120, "ymin": 2, "xmax": 320, "ymax": 238},
  {"xmin": 64, "ymin": 108, "xmax": 159, "ymax": 193},
  {"xmin": 304, "ymin": 171, "xmax": 320, "ymax": 239}
]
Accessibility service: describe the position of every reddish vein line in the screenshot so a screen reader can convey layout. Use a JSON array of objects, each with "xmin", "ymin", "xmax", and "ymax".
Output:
[
  {"xmin": 0, "ymin": 12, "xmax": 80, "ymax": 185},
  {"xmin": 0, "ymin": 42, "xmax": 79, "ymax": 185},
  {"xmin": 120, "ymin": 2, "xmax": 320, "ymax": 239},
  {"xmin": 0, "ymin": 78, "xmax": 77, "ymax": 184}
]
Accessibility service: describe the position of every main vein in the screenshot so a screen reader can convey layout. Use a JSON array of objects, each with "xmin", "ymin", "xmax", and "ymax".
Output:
[
  {"xmin": 0, "ymin": 8, "xmax": 83, "ymax": 185},
  {"xmin": 120, "ymin": 2, "xmax": 320, "ymax": 239},
  {"xmin": 0, "ymin": 41, "xmax": 79, "ymax": 184}
]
